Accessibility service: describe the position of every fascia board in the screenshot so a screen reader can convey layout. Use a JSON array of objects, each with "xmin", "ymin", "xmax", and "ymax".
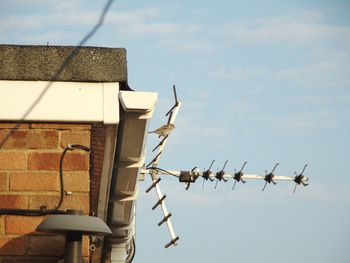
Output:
[{"xmin": 0, "ymin": 80, "xmax": 119, "ymax": 124}]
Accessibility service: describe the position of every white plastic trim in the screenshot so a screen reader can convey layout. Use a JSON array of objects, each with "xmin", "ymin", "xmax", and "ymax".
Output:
[
  {"xmin": 103, "ymin": 83, "xmax": 120, "ymax": 125},
  {"xmin": 119, "ymin": 90, "xmax": 157, "ymax": 113},
  {"xmin": 0, "ymin": 80, "xmax": 119, "ymax": 124}
]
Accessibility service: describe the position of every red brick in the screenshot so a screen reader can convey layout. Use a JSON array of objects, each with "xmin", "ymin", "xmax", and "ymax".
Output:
[
  {"xmin": 0, "ymin": 123, "xmax": 30, "ymax": 129},
  {"xmin": 29, "ymin": 195, "xmax": 60, "ymax": 210},
  {"xmin": 5, "ymin": 216, "xmax": 45, "ymax": 234},
  {"xmin": 0, "ymin": 195, "xmax": 27, "ymax": 209},
  {"xmin": 0, "ymin": 237, "xmax": 26, "ymax": 255},
  {"xmin": 64, "ymin": 172, "xmax": 89, "ymax": 192},
  {"xmin": 0, "ymin": 130, "xmax": 58, "ymax": 149},
  {"xmin": 30, "ymin": 123, "xmax": 91, "ymax": 130},
  {"xmin": 0, "ymin": 151, "xmax": 27, "ymax": 170},
  {"xmin": 28, "ymin": 235, "xmax": 65, "ymax": 256},
  {"xmin": 60, "ymin": 194, "xmax": 90, "ymax": 213},
  {"xmin": 29, "ymin": 152, "xmax": 89, "ymax": 171},
  {"xmin": 29, "ymin": 194, "xmax": 89, "ymax": 213},
  {"xmin": 0, "ymin": 216, "xmax": 4, "ymax": 234},
  {"xmin": 28, "ymin": 152, "xmax": 59, "ymax": 171},
  {"xmin": 0, "ymin": 173, "xmax": 7, "ymax": 190},
  {"xmin": 10, "ymin": 172, "xmax": 58, "ymax": 191},
  {"xmin": 60, "ymin": 130, "xmax": 91, "ymax": 148},
  {"xmin": 63, "ymin": 152, "xmax": 89, "ymax": 171},
  {"xmin": 82, "ymin": 236, "xmax": 90, "ymax": 257}
]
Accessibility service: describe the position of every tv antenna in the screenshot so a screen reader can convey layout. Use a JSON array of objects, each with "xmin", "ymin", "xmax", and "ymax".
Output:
[
  {"xmin": 142, "ymin": 86, "xmax": 309, "ymax": 248},
  {"xmin": 144, "ymin": 85, "xmax": 181, "ymax": 249}
]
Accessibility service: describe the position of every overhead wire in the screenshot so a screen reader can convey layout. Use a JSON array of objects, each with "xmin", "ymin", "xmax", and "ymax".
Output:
[
  {"xmin": 0, "ymin": 0, "xmax": 115, "ymax": 149},
  {"xmin": 0, "ymin": 0, "xmax": 115, "ymax": 215},
  {"xmin": 0, "ymin": 1, "xmax": 142, "ymax": 260}
]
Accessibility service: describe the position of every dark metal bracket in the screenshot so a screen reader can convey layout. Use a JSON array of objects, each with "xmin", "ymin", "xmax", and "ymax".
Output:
[
  {"xmin": 262, "ymin": 163, "xmax": 279, "ymax": 191},
  {"xmin": 232, "ymin": 161, "xmax": 247, "ymax": 190},
  {"xmin": 293, "ymin": 164, "xmax": 309, "ymax": 193},
  {"xmin": 215, "ymin": 160, "xmax": 228, "ymax": 189}
]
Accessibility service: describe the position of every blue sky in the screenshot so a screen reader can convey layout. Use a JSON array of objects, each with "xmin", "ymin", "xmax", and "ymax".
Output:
[{"xmin": 1, "ymin": 1, "xmax": 350, "ymax": 262}]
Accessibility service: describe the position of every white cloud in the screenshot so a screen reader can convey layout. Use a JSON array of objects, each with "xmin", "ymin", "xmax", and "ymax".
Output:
[
  {"xmin": 155, "ymin": 38, "xmax": 216, "ymax": 53},
  {"xmin": 275, "ymin": 61, "xmax": 350, "ymax": 89},
  {"xmin": 109, "ymin": 9, "xmax": 201, "ymax": 42},
  {"xmin": 209, "ymin": 66, "xmax": 269, "ymax": 81},
  {"xmin": 0, "ymin": 5, "xmax": 204, "ymax": 49},
  {"xmin": 3, "ymin": 5, "xmax": 349, "ymax": 55},
  {"xmin": 117, "ymin": 23, "xmax": 198, "ymax": 39},
  {"xmin": 210, "ymin": 10, "xmax": 350, "ymax": 47},
  {"xmin": 0, "ymin": 10, "xmax": 98, "ymax": 37},
  {"xmin": 174, "ymin": 114, "xmax": 230, "ymax": 140},
  {"xmin": 108, "ymin": 7, "xmax": 160, "ymax": 23},
  {"xmin": 1, "ymin": 0, "xmax": 57, "ymax": 7},
  {"xmin": 254, "ymin": 110, "xmax": 339, "ymax": 133},
  {"xmin": 0, "ymin": 16, "xmax": 45, "ymax": 33},
  {"xmin": 208, "ymin": 58, "xmax": 350, "ymax": 91},
  {"xmin": 21, "ymin": 31, "xmax": 78, "ymax": 45},
  {"xmin": 296, "ymin": 94, "xmax": 350, "ymax": 105},
  {"xmin": 302, "ymin": 182, "xmax": 350, "ymax": 203},
  {"xmin": 219, "ymin": 100, "xmax": 257, "ymax": 119},
  {"xmin": 260, "ymin": 9, "xmax": 325, "ymax": 25}
]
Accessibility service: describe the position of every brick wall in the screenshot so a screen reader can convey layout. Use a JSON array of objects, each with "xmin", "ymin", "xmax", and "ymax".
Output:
[{"xmin": 0, "ymin": 123, "xmax": 92, "ymax": 262}]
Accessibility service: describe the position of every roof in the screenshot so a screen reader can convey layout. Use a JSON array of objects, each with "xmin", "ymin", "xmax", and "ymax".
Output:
[{"xmin": 0, "ymin": 44, "xmax": 127, "ymax": 82}]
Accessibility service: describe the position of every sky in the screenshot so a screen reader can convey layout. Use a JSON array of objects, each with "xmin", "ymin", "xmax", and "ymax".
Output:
[{"xmin": 1, "ymin": 0, "xmax": 350, "ymax": 262}]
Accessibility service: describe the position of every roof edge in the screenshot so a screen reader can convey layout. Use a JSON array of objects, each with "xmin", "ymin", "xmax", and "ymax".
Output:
[{"xmin": 0, "ymin": 44, "xmax": 127, "ymax": 82}]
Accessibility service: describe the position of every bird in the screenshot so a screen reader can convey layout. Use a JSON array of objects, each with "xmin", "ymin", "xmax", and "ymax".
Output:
[{"xmin": 148, "ymin": 123, "xmax": 175, "ymax": 137}]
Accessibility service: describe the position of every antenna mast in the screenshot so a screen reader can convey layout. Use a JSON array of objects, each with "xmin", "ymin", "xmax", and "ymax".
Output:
[
  {"xmin": 142, "ymin": 86, "xmax": 309, "ymax": 249},
  {"xmin": 145, "ymin": 85, "xmax": 181, "ymax": 248}
]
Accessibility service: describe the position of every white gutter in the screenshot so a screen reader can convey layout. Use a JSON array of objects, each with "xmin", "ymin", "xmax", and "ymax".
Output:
[{"xmin": 108, "ymin": 90, "xmax": 157, "ymax": 263}]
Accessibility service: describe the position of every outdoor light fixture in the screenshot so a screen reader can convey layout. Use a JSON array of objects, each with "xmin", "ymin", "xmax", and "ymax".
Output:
[{"xmin": 36, "ymin": 210, "xmax": 112, "ymax": 263}]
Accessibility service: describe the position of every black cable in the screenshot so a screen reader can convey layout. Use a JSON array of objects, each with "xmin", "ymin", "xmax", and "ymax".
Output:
[
  {"xmin": 147, "ymin": 167, "xmax": 178, "ymax": 178},
  {"xmin": 56, "ymin": 147, "xmax": 71, "ymax": 210},
  {"xmin": 70, "ymin": 144, "xmax": 91, "ymax": 152},
  {"xmin": 0, "ymin": 0, "xmax": 115, "ymax": 149},
  {"xmin": 0, "ymin": 209, "xmax": 66, "ymax": 216},
  {"xmin": 56, "ymin": 144, "xmax": 91, "ymax": 210},
  {"xmin": 0, "ymin": 144, "xmax": 90, "ymax": 216}
]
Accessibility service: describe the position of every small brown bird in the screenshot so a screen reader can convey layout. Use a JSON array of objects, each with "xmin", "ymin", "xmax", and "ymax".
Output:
[{"xmin": 148, "ymin": 123, "xmax": 175, "ymax": 137}]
